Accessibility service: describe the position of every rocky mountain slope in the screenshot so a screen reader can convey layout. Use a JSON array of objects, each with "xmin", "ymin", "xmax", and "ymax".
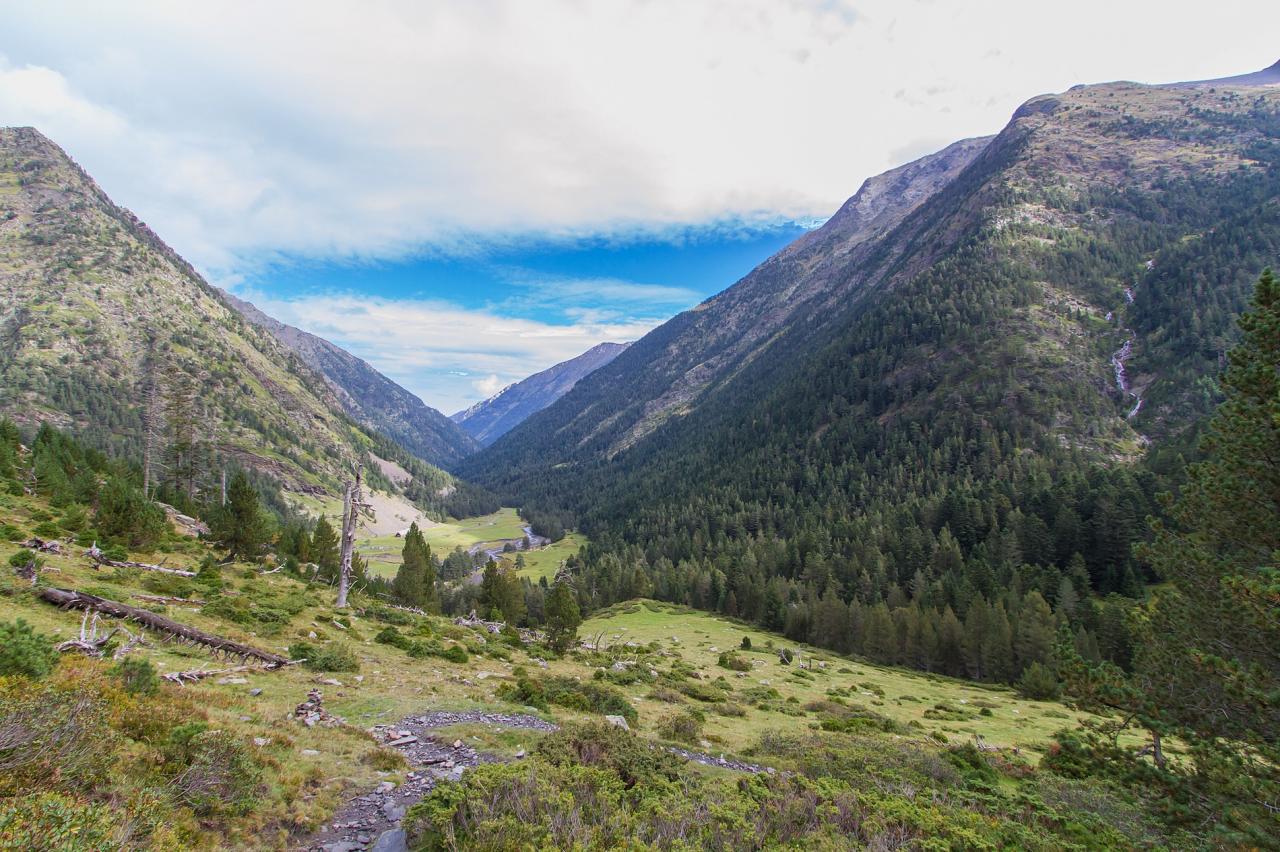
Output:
[
  {"xmin": 0, "ymin": 126, "xmax": 448, "ymax": 497},
  {"xmin": 460, "ymin": 65, "xmax": 1280, "ymax": 576},
  {"xmin": 223, "ymin": 292, "xmax": 480, "ymax": 468},
  {"xmin": 452, "ymin": 341, "xmax": 629, "ymax": 445}
]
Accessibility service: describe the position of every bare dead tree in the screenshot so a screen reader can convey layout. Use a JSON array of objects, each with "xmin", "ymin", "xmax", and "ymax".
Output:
[{"xmin": 336, "ymin": 463, "xmax": 373, "ymax": 609}]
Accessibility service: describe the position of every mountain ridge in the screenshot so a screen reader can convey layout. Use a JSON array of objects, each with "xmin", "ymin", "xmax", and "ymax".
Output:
[
  {"xmin": 452, "ymin": 341, "xmax": 630, "ymax": 445},
  {"xmin": 221, "ymin": 291, "xmax": 480, "ymax": 468},
  {"xmin": 0, "ymin": 125, "xmax": 460, "ymax": 501}
]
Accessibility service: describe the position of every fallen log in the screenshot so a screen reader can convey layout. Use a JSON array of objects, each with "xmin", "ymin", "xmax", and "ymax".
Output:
[
  {"xmin": 38, "ymin": 586, "xmax": 289, "ymax": 666},
  {"xmin": 134, "ymin": 593, "xmax": 207, "ymax": 606},
  {"xmin": 162, "ymin": 662, "xmax": 292, "ymax": 685},
  {"xmin": 86, "ymin": 544, "xmax": 196, "ymax": 577}
]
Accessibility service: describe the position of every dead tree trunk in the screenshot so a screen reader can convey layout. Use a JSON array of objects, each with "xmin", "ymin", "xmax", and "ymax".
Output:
[
  {"xmin": 336, "ymin": 464, "xmax": 372, "ymax": 609},
  {"xmin": 38, "ymin": 586, "xmax": 289, "ymax": 666}
]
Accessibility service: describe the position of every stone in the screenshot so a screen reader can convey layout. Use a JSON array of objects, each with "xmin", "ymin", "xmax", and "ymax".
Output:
[
  {"xmin": 369, "ymin": 828, "xmax": 408, "ymax": 852},
  {"xmin": 301, "ymin": 749, "xmax": 320, "ymax": 756},
  {"xmin": 385, "ymin": 735, "xmax": 418, "ymax": 747},
  {"xmin": 217, "ymin": 676, "xmax": 248, "ymax": 685},
  {"xmin": 382, "ymin": 801, "xmax": 406, "ymax": 822},
  {"xmin": 377, "ymin": 781, "xmax": 396, "ymax": 793},
  {"xmin": 452, "ymin": 739, "xmax": 463, "ymax": 749},
  {"xmin": 253, "ymin": 737, "xmax": 271, "ymax": 747},
  {"xmin": 325, "ymin": 842, "xmax": 361, "ymax": 852},
  {"xmin": 514, "ymin": 748, "xmax": 526, "ymax": 759},
  {"xmin": 604, "ymin": 715, "xmax": 630, "ymax": 731},
  {"xmin": 322, "ymin": 678, "xmax": 343, "ymax": 686},
  {"xmin": 249, "ymin": 688, "xmax": 263, "ymax": 696}
]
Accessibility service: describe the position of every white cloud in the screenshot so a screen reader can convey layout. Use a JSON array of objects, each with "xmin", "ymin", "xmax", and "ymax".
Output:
[
  {"xmin": 233, "ymin": 287, "xmax": 659, "ymax": 414},
  {"xmin": 2, "ymin": 1, "xmax": 1277, "ymax": 276},
  {"xmin": 473, "ymin": 374, "xmax": 505, "ymax": 398}
]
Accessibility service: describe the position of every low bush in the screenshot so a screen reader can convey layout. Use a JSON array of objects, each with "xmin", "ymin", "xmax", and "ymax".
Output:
[
  {"xmin": 716, "ymin": 651, "xmax": 751, "ymax": 672},
  {"xmin": 498, "ymin": 675, "xmax": 636, "ymax": 723},
  {"xmin": 109, "ymin": 656, "xmax": 158, "ymax": 696},
  {"xmin": 288, "ymin": 641, "xmax": 360, "ymax": 672},
  {"xmin": 656, "ymin": 708, "xmax": 705, "ymax": 744},
  {"xmin": 0, "ymin": 792, "xmax": 118, "ymax": 851},
  {"xmin": 0, "ymin": 618, "xmax": 59, "ymax": 679}
]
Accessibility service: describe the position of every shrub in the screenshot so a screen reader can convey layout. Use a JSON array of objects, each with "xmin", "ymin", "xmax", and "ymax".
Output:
[
  {"xmin": 739, "ymin": 635, "xmax": 752, "ymax": 650},
  {"xmin": 375, "ymin": 626, "xmax": 413, "ymax": 650},
  {"xmin": 288, "ymin": 641, "xmax": 360, "ymax": 672},
  {"xmin": 0, "ymin": 619, "xmax": 59, "ymax": 679},
  {"xmin": 109, "ymin": 657, "xmax": 159, "ymax": 696},
  {"xmin": 499, "ymin": 676, "xmax": 636, "ymax": 722},
  {"xmin": 0, "ymin": 792, "xmax": 117, "ymax": 851},
  {"xmin": 717, "ymin": 651, "xmax": 751, "ymax": 672},
  {"xmin": 657, "ymin": 709, "xmax": 705, "ymax": 744},
  {"xmin": 1016, "ymin": 662, "xmax": 1061, "ymax": 700},
  {"xmin": 0, "ymin": 675, "xmax": 112, "ymax": 795},
  {"xmin": 778, "ymin": 648, "xmax": 794, "ymax": 665},
  {"xmin": 32, "ymin": 520, "xmax": 62, "ymax": 538},
  {"xmin": 536, "ymin": 721, "xmax": 681, "ymax": 787},
  {"xmin": 168, "ymin": 729, "xmax": 262, "ymax": 816}
]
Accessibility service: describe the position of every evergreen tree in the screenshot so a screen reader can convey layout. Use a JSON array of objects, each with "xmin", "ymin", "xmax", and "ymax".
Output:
[
  {"xmin": 479, "ymin": 560, "xmax": 526, "ymax": 624},
  {"xmin": 544, "ymin": 582, "xmax": 581, "ymax": 653},
  {"xmin": 1136, "ymin": 269, "xmax": 1280, "ymax": 755},
  {"xmin": 310, "ymin": 517, "xmax": 340, "ymax": 580},
  {"xmin": 94, "ymin": 475, "xmax": 166, "ymax": 549},
  {"xmin": 209, "ymin": 471, "xmax": 270, "ymax": 561},
  {"xmin": 392, "ymin": 523, "xmax": 439, "ymax": 612}
]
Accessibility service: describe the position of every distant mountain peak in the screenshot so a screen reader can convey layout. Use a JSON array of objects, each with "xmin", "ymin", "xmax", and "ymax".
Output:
[{"xmin": 453, "ymin": 342, "xmax": 630, "ymax": 445}]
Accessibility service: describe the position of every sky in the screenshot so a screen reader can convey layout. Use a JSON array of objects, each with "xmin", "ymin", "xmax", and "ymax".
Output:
[{"xmin": 2, "ymin": 2, "xmax": 1278, "ymax": 413}]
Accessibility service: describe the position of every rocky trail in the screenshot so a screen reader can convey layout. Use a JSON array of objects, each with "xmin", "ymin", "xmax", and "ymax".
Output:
[{"xmin": 301, "ymin": 709, "xmax": 770, "ymax": 851}]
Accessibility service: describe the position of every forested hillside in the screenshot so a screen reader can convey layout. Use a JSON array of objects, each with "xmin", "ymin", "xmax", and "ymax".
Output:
[{"xmin": 463, "ymin": 80, "xmax": 1280, "ymax": 687}]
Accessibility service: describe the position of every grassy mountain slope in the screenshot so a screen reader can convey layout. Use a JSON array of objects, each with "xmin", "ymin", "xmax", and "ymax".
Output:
[
  {"xmin": 0, "ymin": 126, "xmax": 461, "ymax": 501},
  {"xmin": 452, "ymin": 341, "xmax": 630, "ymax": 446},
  {"xmin": 223, "ymin": 291, "xmax": 480, "ymax": 468}
]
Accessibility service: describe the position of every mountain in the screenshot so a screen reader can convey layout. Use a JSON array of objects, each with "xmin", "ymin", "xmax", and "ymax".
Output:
[
  {"xmin": 222, "ymin": 292, "xmax": 480, "ymax": 468},
  {"xmin": 452, "ymin": 342, "xmax": 630, "ymax": 445},
  {"xmin": 460, "ymin": 66, "xmax": 1280, "ymax": 620},
  {"xmin": 0, "ymin": 126, "xmax": 461, "ymax": 502}
]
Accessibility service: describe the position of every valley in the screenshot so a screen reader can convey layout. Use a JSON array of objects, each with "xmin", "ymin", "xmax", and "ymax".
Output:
[{"xmin": 0, "ymin": 34, "xmax": 1277, "ymax": 852}]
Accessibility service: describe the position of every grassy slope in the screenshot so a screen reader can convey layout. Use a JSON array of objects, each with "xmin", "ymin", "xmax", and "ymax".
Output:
[
  {"xmin": 582, "ymin": 599, "xmax": 1094, "ymax": 757},
  {"xmin": 0, "ymin": 485, "xmax": 1107, "ymax": 848}
]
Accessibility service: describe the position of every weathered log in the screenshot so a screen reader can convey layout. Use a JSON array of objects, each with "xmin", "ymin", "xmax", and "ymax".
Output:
[
  {"xmin": 37, "ymin": 586, "xmax": 289, "ymax": 666},
  {"xmin": 134, "ymin": 593, "xmax": 207, "ymax": 606},
  {"xmin": 162, "ymin": 661, "xmax": 291, "ymax": 684},
  {"xmin": 85, "ymin": 544, "xmax": 196, "ymax": 577}
]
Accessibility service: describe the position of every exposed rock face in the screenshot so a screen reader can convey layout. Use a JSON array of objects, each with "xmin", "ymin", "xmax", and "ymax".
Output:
[
  {"xmin": 223, "ymin": 291, "xmax": 480, "ymax": 468},
  {"xmin": 452, "ymin": 342, "xmax": 630, "ymax": 445}
]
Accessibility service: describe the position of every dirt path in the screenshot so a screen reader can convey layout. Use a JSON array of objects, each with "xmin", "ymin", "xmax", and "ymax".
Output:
[{"xmin": 301, "ymin": 710, "xmax": 769, "ymax": 851}]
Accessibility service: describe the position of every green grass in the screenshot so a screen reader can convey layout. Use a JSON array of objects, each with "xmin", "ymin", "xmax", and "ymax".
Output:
[
  {"xmin": 579, "ymin": 599, "xmax": 1100, "ymax": 757},
  {"xmin": 0, "ymin": 486, "xmax": 1111, "ymax": 848},
  {"xmin": 356, "ymin": 508, "xmax": 545, "ymax": 577},
  {"xmin": 514, "ymin": 532, "xmax": 584, "ymax": 582}
]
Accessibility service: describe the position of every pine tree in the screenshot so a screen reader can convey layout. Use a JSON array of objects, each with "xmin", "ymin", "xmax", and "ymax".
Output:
[
  {"xmin": 393, "ymin": 523, "xmax": 438, "ymax": 611},
  {"xmin": 1135, "ymin": 268, "xmax": 1279, "ymax": 754},
  {"xmin": 544, "ymin": 582, "xmax": 581, "ymax": 653},
  {"xmin": 94, "ymin": 475, "xmax": 166, "ymax": 549},
  {"xmin": 310, "ymin": 517, "xmax": 341, "ymax": 580},
  {"xmin": 210, "ymin": 471, "xmax": 270, "ymax": 561}
]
